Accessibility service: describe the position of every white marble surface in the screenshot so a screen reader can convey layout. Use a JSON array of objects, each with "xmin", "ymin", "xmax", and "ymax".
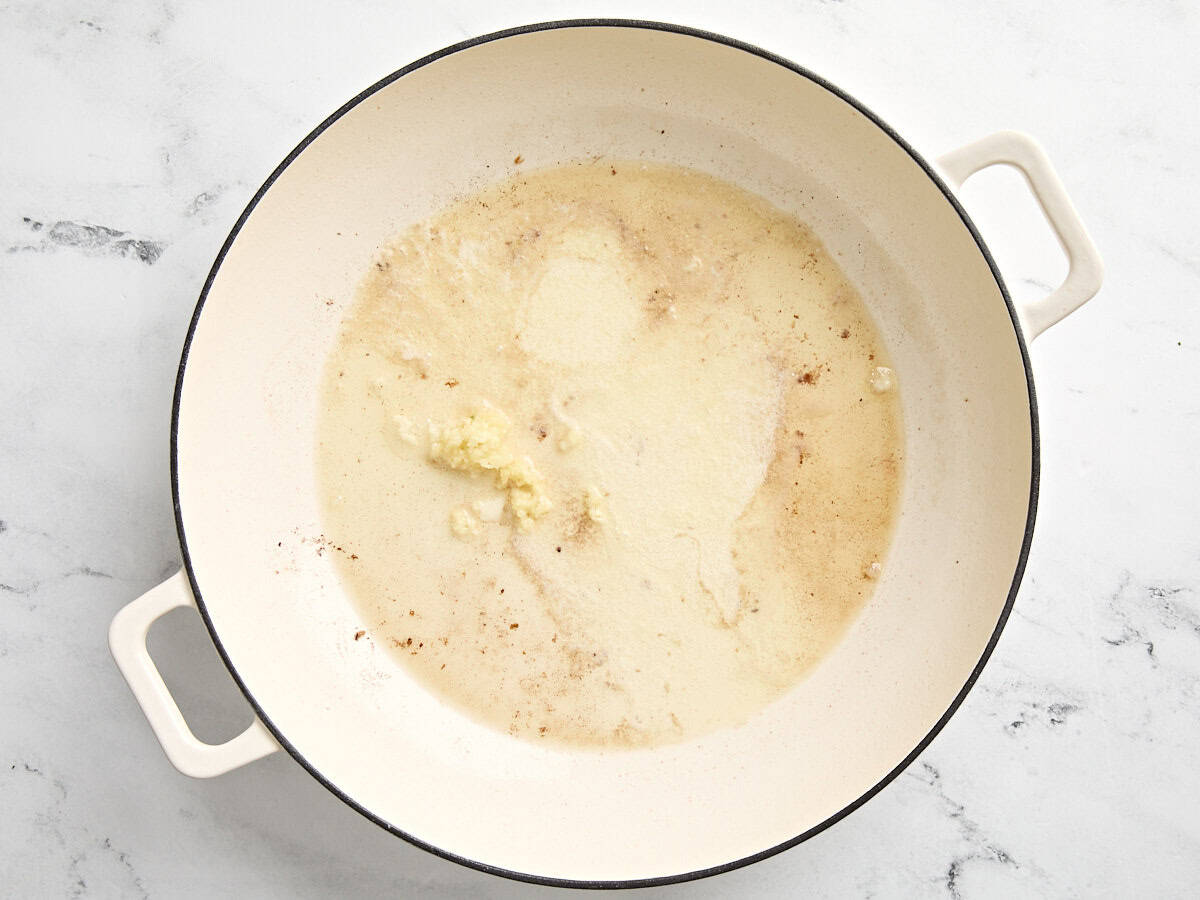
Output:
[{"xmin": 3, "ymin": 0, "xmax": 1197, "ymax": 896}]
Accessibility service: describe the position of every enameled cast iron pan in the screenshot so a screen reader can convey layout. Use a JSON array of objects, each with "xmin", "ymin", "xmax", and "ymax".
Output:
[{"xmin": 110, "ymin": 20, "xmax": 1102, "ymax": 888}]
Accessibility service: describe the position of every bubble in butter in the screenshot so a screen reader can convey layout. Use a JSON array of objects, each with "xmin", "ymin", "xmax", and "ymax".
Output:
[{"xmin": 316, "ymin": 160, "xmax": 904, "ymax": 748}]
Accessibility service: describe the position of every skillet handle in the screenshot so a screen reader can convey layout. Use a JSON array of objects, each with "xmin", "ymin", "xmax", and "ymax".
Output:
[
  {"xmin": 109, "ymin": 571, "xmax": 279, "ymax": 777},
  {"xmin": 937, "ymin": 130, "xmax": 1103, "ymax": 340}
]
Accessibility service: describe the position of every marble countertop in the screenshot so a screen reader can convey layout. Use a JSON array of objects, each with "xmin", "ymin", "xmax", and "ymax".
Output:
[{"xmin": 3, "ymin": 1, "xmax": 1197, "ymax": 896}]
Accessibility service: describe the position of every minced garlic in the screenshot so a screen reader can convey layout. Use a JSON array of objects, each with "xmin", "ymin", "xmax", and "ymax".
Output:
[
  {"xmin": 495, "ymin": 455, "xmax": 553, "ymax": 531},
  {"xmin": 428, "ymin": 405, "xmax": 552, "ymax": 531},
  {"xmin": 428, "ymin": 405, "xmax": 513, "ymax": 471},
  {"xmin": 390, "ymin": 414, "xmax": 419, "ymax": 445},
  {"xmin": 449, "ymin": 506, "xmax": 481, "ymax": 538}
]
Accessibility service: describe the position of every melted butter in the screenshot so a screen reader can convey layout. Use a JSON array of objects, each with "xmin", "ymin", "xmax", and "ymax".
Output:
[{"xmin": 316, "ymin": 161, "xmax": 903, "ymax": 748}]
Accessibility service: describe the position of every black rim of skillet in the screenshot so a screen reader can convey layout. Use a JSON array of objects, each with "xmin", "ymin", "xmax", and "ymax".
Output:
[{"xmin": 171, "ymin": 18, "xmax": 1039, "ymax": 891}]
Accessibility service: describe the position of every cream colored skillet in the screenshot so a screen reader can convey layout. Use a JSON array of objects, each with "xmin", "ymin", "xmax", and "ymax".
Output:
[{"xmin": 109, "ymin": 20, "xmax": 1102, "ymax": 888}]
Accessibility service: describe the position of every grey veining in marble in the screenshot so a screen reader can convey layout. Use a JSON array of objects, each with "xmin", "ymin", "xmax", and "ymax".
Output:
[{"xmin": 3, "ymin": 0, "xmax": 1198, "ymax": 896}]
